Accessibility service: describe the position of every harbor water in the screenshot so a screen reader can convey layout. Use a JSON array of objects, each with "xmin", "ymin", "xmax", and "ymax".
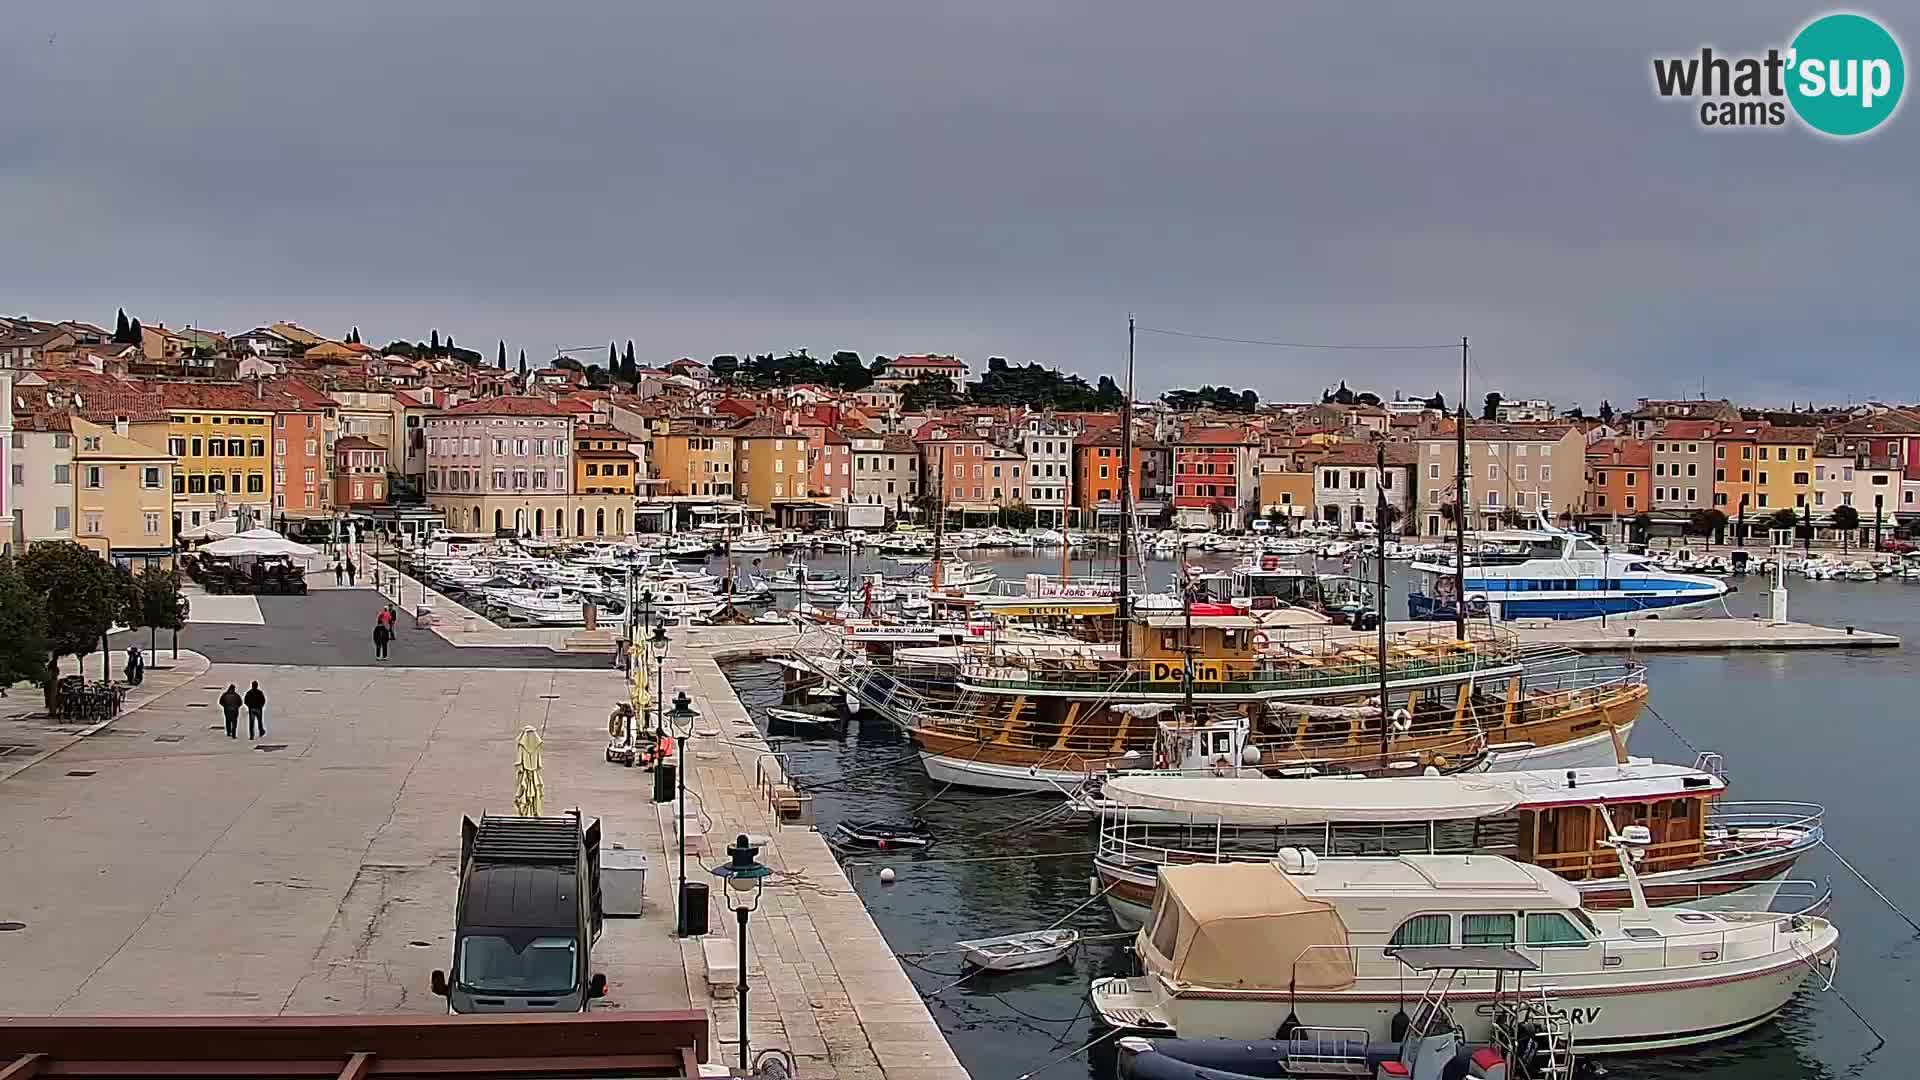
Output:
[{"xmin": 722, "ymin": 549, "xmax": 1911, "ymax": 1079}]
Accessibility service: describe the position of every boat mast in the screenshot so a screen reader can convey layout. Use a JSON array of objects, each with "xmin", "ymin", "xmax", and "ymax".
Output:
[
  {"xmin": 1455, "ymin": 336, "xmax": 1469, "ymax": 640},
  {"xmin": 1119, "ymin": 315, "xmax": 1136, "ymax": 658},
  {"xmin": 931, "ymin": 443, "xmax": 945, "ymax": 592},
  {"xmin": 1376, "ymin": 438, "xmax": 1390, "ymax": 764},
  {"xmin": 1179, "ymin": 536, "xmax": 1194, "ymax": 717}
]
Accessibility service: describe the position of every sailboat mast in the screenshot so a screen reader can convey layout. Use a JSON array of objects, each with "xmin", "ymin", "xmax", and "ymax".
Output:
[
  {"xmin": 1376, "ymin": 438, "xmax": 1390, "ymax": 763},
  {"xmin": 1119, "ymin": 315, "xmax": 1136, "ymax": 658},
  {"xmin": 1455, "ymin": 336, "xmax": 1469, "ymax": 641},
  {"xmin": 931, "ymin": 443, "xmax": 946, "ymax": 591}
]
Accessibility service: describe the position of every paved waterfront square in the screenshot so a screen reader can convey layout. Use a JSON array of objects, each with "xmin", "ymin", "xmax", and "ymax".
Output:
[{"xmin": 0, "ymin": 605, "xmax": 964, "ymax": 1078}]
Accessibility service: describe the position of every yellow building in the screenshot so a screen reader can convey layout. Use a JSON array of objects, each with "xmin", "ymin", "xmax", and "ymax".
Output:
[
  {"xmin": 71, "ymin": 417, "xmax": 175, "ymax": 569},
  {"xmin": 654, "ymin": 422, "xmax": 737, "ymax": 498},
  {"xmin": 1753, "ymin": 427, "xmax": 1819, "ymax": 515},
  {"xmin": 1257, "ymin": 461, "xmax": 1314, "ymax": 522},
  {"xmin": 159, "ymin": 387, "xmax": 276, "ymax": 530},
  {"xmin": 574, "ymin": 426, "xmax": 639, "ymax": 496},
  {"xmin": 733, "ymin": 421, "xmax": 811, "ymax": 514}
]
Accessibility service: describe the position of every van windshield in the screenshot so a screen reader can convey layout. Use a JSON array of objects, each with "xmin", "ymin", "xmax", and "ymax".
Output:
[{"xmin": 457, "ymin": 935, "xmax": 578, "ymax": 995}]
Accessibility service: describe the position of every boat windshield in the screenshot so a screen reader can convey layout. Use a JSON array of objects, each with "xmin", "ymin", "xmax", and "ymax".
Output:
[{"xmin": 457, "ymin": 934, "xmax": 578, "ymax": 995}]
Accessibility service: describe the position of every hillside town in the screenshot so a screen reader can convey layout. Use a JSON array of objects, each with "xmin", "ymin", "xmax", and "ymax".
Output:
[{"xmin": 5, "ymin": 310, "xmax": 1919, "ymax": 568}]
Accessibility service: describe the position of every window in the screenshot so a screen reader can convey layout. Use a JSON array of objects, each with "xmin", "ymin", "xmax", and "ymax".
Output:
[
  {"xmin": 1388, "ymin": 914, "xmax": 1451, "ymax": 948},
  {"xmin": 1793, "ymin": 472, "xmax": 1809, "ymax": 485},
  {"xmin": 1524, "ymin": 912, "xmax": 1587, "ymax": 947},
  {"xmin": 188, "ymin": 475, "xmax": 206, "ymax": 494},
  {"xmin": 1462, "ymin": 913, "xmax": 1516, "ymax": 945},
  {"xmin": 228, "ymin": 439, "xmax": 244, "ymax": 456},
  {"xmin": 145, "ymin": 511, "xmax": 163, "ymax": 536},
  {"xmin": 168, "ymin": 437, "xmax": 186, "ymax": 456},
  {"xmin": 208, "ymin": 473, "xmax": 225, "ymax": 493},
  {"xmin": 1687, "ymin": 463, "xmax": 1697, "ymax": 476},
  {"xmin": 249, "ymin": 439, "xmax": 265, "ymax": 457},
  {"xmin": 1540, "ymin": 466, "xmax": 1550, "ymax": 481},
  {"xmin": 54, "ymin": 506, "xmax": 71, "ymax": 531},
  {"xmin": 1488, "ymin": 464, "xmax": 1501, "ymax": 480},
  {"xmin": 1428, "ymin": 463, "xmax": 1440, "ymax": 479},
  {"xmin": 172, "ymin": 474, "xmax": 184, "ymax": 494},
  {"xmin": 53, "ymin": 464, "xmax": 71, "ymax": 485},
  {"xmin": 1717, "ymin": 445, "xmax": 1726, "ymax": 459},
  {"xmin": 1716, "ymin": 468, "xmax": 1726, "ymax": 482},
  {"xmin": 1624, "ymin": 472, "xmax": 1635, "ymax": 487},
  {"xmin": 53, "ymin": 432, "xmax": 70, "ymax": 449},
  {"xmin": 1758, "ymin": 447, "xmax": 1769, "ymax": 461},
  {"xmin": 84, "ymin": 465, "xmax": 102, "ymax": 489},
  {"xmin": 1515, "ymin": 464, "xmax": 1527, "ymax": 482},
  {"xmin": 208, "ymin": 440, "xmax": 224, "ymax": 458},
  {"xmin": 247, "ymin": 474, "xmax": 265, "ymax": 494},
  {"xmin": 1758, "ymin": 472, "xmax": 1768, "ymax": 485}
]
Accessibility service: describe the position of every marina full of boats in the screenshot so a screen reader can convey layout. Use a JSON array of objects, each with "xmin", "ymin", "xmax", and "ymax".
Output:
[{"xmin": 697, "ymin": 534, "xmax": 1876, "ymax": 1069}]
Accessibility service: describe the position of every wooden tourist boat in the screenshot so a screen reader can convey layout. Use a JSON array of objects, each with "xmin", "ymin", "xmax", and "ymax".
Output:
[
  {"xmin": 1088, "ymin": 760, "xmax": 1825, "ymax": 927},
  {"xmin": 888, "ymin": 614, "xmax": 1643, "ymax": 791}
]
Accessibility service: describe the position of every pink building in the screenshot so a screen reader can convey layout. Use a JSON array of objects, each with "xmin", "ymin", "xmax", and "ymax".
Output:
[{"xmin": 421, "ymin": 395, "xmax": 632, "ymax": 538}]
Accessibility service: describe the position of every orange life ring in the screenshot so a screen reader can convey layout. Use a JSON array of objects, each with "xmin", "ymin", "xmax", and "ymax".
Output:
[{"xmin": 1252, "ymin": 630, "xmax": 1273, "ymax": 650}]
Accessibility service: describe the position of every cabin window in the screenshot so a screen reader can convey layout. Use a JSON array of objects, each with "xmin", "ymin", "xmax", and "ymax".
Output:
[
  {"xmin": 1150, "ymin": 899, "xmax": 1182, "ymax": 958},
  {"xmin": 1210, "ymin": 731, "xmax": 1234, "ymax": 755},
  {"xmin": 1161, "ymin": 631, "xmax": 1179, "ymax": 652},
  {"xmin": 1524, "ymin": 912, "xmax": 1588, "ymax": 947},
  {"xmin": 1388, "ymin": 914, "xmax": 1451, "ymax": 947},
  {"xmin": 1462, "ymin": 913, "xmax": 1516, "ymax": 945}
]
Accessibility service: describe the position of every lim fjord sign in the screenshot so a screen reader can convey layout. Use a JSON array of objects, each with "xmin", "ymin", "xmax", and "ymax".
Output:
[{"xmin": 1652, "ymin": 12, "xmax": 1904, "ymax": 136}]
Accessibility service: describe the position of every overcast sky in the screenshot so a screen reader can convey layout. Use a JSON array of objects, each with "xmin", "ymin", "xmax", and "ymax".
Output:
[{"xmin": 3, "ymin": 2, "xmax": 1915, "ymax": 407}]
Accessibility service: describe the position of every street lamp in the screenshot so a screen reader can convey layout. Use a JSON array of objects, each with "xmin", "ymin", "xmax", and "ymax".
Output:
[
  {"xmin": 669, "ymin": 688, "xmax": 700, "ymax": 936},
  {"xmin": 648, "ymin": 620, "xmax": 669, "ymax": 738},
  {"xmin": 711, "ymin": 834, "xmax": 772, "ymax": 1073}
]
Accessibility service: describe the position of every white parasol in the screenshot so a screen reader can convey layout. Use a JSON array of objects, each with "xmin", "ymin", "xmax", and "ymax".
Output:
[{"xmin": 201, "ymin": 528, "xmax": 319, "ymax": 559}]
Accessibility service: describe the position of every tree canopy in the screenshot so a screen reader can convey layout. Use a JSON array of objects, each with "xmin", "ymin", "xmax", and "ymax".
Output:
[
  {"xmin": 0, "ymin": 556, "xmax": 49, "ymax": 691},
  {"xmin": 19, "ymin": 542, "xmax": 128, "ymax": 708},
  {"xmin": 1482, "ymin": 391, "xmax": 1504, "ymax": 420},
  {"xmin": 1164, "ymin": 385, "xmax": 1258, "ymax": 412},
  {"xmin": 901, "ymin": 374, "xmax": 964, "ymax": 412},
  {"xmin": 971, "ymin": 357, "xmax": 1121, "ymax": 411}
]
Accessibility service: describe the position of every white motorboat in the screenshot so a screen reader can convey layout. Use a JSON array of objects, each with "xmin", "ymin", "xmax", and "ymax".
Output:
[
  {"xmin": 956, "ymin": 929, "xmax": 1079, "ymax": 971},
  {"xmin": 1089, "ymin": 837, "xmax": 1838, "ymax": 1055},
  {"xmin": 1409, "ymin": 516, "xmax": 1727, "ymax": 621}
]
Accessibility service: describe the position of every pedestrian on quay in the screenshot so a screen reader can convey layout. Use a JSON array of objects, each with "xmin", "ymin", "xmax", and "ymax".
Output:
[
  {"xmin": 243, "ymin": 681, "xmax": 267, "ymax": 739},
  {"xmin": 373, "ymin": 620, "xmax": 392, "ymax": 661},
  {"xmin": 219, "ymin": 684, "xmax": 243, "ymax": 738},
  {"xmin": 333, "ymin": 560, "xmax": 344, "ymax": 586},
  {"xmin": 124, "ymin": 644, "xmax": 144, "ymax": 686},
  {"xmin": 345, "ymin": 559, "xmax": 357, "ymax": 587}
]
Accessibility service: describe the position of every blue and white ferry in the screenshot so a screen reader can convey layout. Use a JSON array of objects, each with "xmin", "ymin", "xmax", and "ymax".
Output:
[{"xmin": 1408, "ymin": 519, "xmax": 1728, "ymax": 621}]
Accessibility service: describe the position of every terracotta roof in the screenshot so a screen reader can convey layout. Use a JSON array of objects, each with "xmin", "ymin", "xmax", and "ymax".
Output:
[
  {"xmin": 389, "ymin": 390, "xmax": 427, "ymax": 409},
  {"xmin": 1460, "ymin": 423, "xmax": 1573, "ymax": 442},
  {"xmin": 1655, "ymin": 419, "xmax": 1720, "ymax": 440},
  {"xmin": 1836, "ymin": 411, "xmax": 1920, "ymax": 436},
  {"xmin": 1178, "ymin": 426, "xmax": 1256, "ymax": 446},
  {"xmin": 1710, "ymin": 422, "xmax": 1820, "ymax": 444},
  {"xmin": 575, "ymin": 426, "xmax": 629, "ymax": 441},
  {"xmin": 439, "ymin": 395, "xmax": 579, "ymax": 418},
  {"xmin": 1315, "ymin": 441, "xmax": 1418, "ymax": 467},
  {"xmin": 30, "ymin": 371, "xmax": 171, "ymax": 422},
  {"xmin": 268, "ymin": 377, "xmax": 340, "ymax": 409},
  {"xmin": 333, "ymin": 435, "xmax": 382, "ymax": 451},
  {"xmin": 880, "ymin": 433, "xmax": 917, "ymax": 454},
  {"xmin": 885, "ymin": 354, "xmax": 965, "ymax": 369}
]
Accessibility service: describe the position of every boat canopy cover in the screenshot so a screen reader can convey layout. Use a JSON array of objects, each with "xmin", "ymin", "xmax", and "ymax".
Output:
[
  {"xmin": 1103, "ymin": 763, "xmax": 1723, "ymax": 825},
  {"xmin": 1144, "ymin": 863, "xmax": 1354, "ymax": 991},
  {"xmin": 1104, "ymin": 775, "xmax": 1520, "ymax": 825}
]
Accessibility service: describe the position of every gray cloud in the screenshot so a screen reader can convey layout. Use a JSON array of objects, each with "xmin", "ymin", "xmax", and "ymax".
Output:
[{"xmin": 2, "ymin": 1, "xmax": 1914, "ymax": 406}]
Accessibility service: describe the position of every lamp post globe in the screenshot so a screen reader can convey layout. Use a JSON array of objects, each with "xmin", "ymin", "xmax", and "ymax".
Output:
[{"xmin": 712, "ymin": 834, "xmax": 772, "ymax": 1071}]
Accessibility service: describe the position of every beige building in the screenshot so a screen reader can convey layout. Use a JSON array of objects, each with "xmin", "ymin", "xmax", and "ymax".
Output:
[
  {"xmin": 1649, "ymin": 419, "xmax": 1716, "ymax": 514},
  {"xmin": 10, "ymin": 412, "xmax": 75, "ymax": 546},
  {"xmin": 849, "ymin": 432, "xmax": 920, "ymax": 509},
  {"xmin": 734, "ymin": 421, "xmax": 811, "ymax": 513},
  {"xmin": 71, "ymin": 417, "xmax": 175, "ymax": 568},
  {"xmin": 1414, "ymin": 423, "xmax": 1585, "ymax": 536}
]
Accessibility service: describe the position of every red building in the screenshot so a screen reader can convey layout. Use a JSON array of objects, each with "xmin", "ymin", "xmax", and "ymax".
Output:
[
  {"xmin": 332, "ymin": 435, "xmax": 389, "ymax": 507},
  {"xmin": 1172, "ymin": 427, "xmax": 1258, "ymax": 529},
  {"xmin": 1833, "ymin": 411, "xmax": 1920, "ymax": 481}
]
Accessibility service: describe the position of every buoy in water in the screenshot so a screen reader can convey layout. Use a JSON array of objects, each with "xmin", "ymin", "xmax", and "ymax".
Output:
[{"xmin": 879, "ymin": 867, "xmax": 897, "ymax": 884}]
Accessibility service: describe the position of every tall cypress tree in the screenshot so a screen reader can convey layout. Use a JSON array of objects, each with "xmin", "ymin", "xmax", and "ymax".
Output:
[
  {"xmin": 621, "ymin": 340, "xmax": 638, "ymax": 384},
  {"xmin": 498, "ymin": 340, "xmax": 507, "ymax": 369},
  {"xmin": 430, "ymin": 329, "xmax": 440, "ymax": 352},
  {"xmin": 608, "ymin": 342, "xmax": 617, "ymax": 368},
  {"xmin": 518, "ymin": 349, "xmax": 527, "ymax": 377},
  {"xmin": 128, "ymin": 317, "xmax": 143, "ymax": 344},
  {"xmin": 114, "ymin": 309, "xmax": 131, "ymax": 342}
]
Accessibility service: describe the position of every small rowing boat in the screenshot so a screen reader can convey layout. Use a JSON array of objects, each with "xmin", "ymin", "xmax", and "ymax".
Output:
[
  {"xmin": 834, "ymin": 818, "xmax": 933, "ymax": 849},
  {"xmin": 765, "ymin": 707, "xmax": 843, "ymax": 734},
  {"xmin": 956, "ymin": 928, "xmax": 1079, "ymax": 971}
]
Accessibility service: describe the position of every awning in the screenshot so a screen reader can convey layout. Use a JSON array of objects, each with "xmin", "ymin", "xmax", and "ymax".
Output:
[{"xmin": 199, "ymin": 529, "xmax": 319, "ymax": 559}]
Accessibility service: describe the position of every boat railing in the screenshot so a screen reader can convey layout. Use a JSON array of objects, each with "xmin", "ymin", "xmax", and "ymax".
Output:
[
  {"xmin": 1283, "ymin": 1027, "xmax": 1374, "ymax": 1076},
  {"xmin": 1705, "ymin": 802, "xmax": 1826, "ymax": 851},
  {"xmin": 1285, "ymin": 908, "xmax": 1831, "ymax": 986},
  {"xmin": 953, "ymin": 647, "xmax": 1523, "ymax": 697}
]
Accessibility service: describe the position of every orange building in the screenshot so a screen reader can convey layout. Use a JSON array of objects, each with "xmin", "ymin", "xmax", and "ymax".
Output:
[
  {"xmin": 332, "ymin": 435, "xmax": 389, "ymax": 507},
  {"xmin": 574, "ymin": 426, "xmax": 638, "ymax": 496},
  {"xmin": 1584, "ymin": 438, "xmax": 1651, "ymax": 516},
  {"xmin": 1073, "ymin": 425, "xmax": 1140, "ymax": 520}
]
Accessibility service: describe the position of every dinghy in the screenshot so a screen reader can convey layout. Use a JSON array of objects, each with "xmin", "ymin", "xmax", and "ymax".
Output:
[
  {"xmin": 834, "ymin": 818, "xmax": 933, "ymax": 849},
  {"xmin": 956, "ymin": 928, "xmax": 1079, "ymax": 972},
  {"xmin": 765, "ymin": 706, "xmax": 843, "ymax": 734}
]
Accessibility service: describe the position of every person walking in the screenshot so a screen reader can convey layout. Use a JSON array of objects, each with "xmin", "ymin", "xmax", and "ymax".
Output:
[
  {"xmin": 124, "ymin": 644, "xmax": 144, "ymax": 687},
  {"xmin": 373, "ymin": 621, "xmax": 391, "ymax": 661},
  {"xmin": 219, "ymin": 684, "xmax": 243, "ymax": 739},
  {"xmin": 243, "ymin": 681, "xmax": 267, "ymax": 739},
  {"xmin": 344, "ymin": 559, "xmax": 357, "ymax": 587},
  {"xmin": 333, "ymin": 560, "xmax": 344, "ymax": 586}
]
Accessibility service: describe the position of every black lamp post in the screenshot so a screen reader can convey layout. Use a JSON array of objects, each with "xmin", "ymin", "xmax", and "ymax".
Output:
[
  {"xmin": 1875, "ymin": 493, "xmax": 1885, "ymax": 551},
  {"xmin": 711, "ymin": 834, "xmax": 772, "ymax": 1073},
  {"xmin": 648, "ymin": 620, "xmax": 669, "ymax": 739},
  {"xmin": 669, "ymin": 689, "xmax": 700, "ymax": 936}
]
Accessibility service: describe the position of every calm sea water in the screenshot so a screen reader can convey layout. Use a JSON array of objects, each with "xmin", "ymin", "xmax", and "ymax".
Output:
[{"xmin": 723, "ymin": 549, "xmax": 1916, "ymax": 1080}]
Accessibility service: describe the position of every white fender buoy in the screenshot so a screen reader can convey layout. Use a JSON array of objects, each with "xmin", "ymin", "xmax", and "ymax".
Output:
[
  {"xmin": 844, "ymin": 691, "xmax": 862, "ymax": 716},
  {"xmin": 879, "ymin": 867, "xmax": 897, "ymax": 884}
]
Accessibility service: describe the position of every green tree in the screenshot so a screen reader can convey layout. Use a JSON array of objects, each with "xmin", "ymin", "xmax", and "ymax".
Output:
[
  {"xmin": 0, "ymin": 556, "xmax": 50, "ymax": 694},
  {"xmin": 902, "ymin": 374, "xmax": 963, "ymax": 411},
  {"xmin": 1378, "ymin": 503, "xmax": 1404, "ymax": 534},
  {"xmin": 128, "ymin": 317, "xmax": 143, "ymax": 344},
  {"xmin": 348, "ymin": 326, "xmax": 361, "ymax": 344},
  {"xmin": 124, "ymin": 566, "xmax": 189, "ymax": 655},
  {"xmin": 999, "ymin": 500, "xmax": 1037, "ymax": 529},
  {"xmin": 19, "ymin": 542, "xmax": 126, "ymax": 711},
  {"xmin": 608, "ymin": 341, "xmax": 618, "ymax": 369},
  {"xmin": 1630, "ymin": 511, "xmax": 1653, "ymax": 545},
  {"xmin": 1482, "ymin": 391, "xmax": 1504, "ymax": 420},
  {"xmin": 1832, "ymin": 503, "xmax": 1861, "ymax": 533},
  {"xmin": 621, "ymin": 341, "xmax": 638, "ymax": 384},
  {"xmin": 113, "ymin": 308, "xmax": 132, "ymax": 343},
  {"xmin": 518, "ymin": 348, "xmax": 528, "ymax": 377},
  {"xmin": 1497, "ymin": 507, "xmax": 1528, "ymax": 528},
  {"xmin": 429, "ymin": 329, "xmax": 440, "ymax": 351},
  {"xmin": 711, "ymin": 355, "xmax": 740, "ymax": 384},
  {"xmin": 1598, "ymin": 400, "xmax": 1615, "ymax": 424},
  {"xmin": 1768, "ymin": 508, "xmax": 1799, "ymax": 532},
  {"xmin": 1424, "ymin": 392, "xmax": 1447, "ymax": 411},
  {"xmin": 497, "ymin": 340, "xmax": 507, "ymax": 369}
]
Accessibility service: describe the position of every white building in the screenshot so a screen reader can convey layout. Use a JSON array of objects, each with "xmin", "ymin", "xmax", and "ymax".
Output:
[
  {"xmin": 1019, "ymin": 416, "xmax": 1076, "ymax": 528},
  {"xmin": 1493, "ymin": 399, "xmax": 1557, "ymax": 423}
]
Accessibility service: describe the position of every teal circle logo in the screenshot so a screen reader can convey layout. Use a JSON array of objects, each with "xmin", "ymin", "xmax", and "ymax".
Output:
[{"xmin": 1787, "ymin": 13, "xmax": 1905, "ymax": 136}]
